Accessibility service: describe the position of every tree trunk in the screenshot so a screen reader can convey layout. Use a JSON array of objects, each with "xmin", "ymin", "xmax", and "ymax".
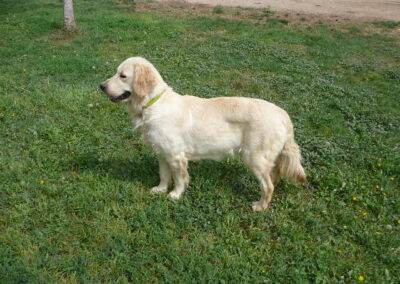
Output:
[{"xmin": 63, "ymin": 0, "xmax": 76, "ymax": 31}]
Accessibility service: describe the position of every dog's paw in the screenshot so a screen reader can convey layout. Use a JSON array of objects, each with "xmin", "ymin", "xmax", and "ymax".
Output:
[
  {"xmin": 150, "ymin": 186, "xmax": 168, "ymax": 194},
  {"xmin": 252, "ymin": 201, "xmax": 267, "ymax": 212},
  {"xmin": 168, "ymin": 191, "xmax": 182, "ymax": 200}
]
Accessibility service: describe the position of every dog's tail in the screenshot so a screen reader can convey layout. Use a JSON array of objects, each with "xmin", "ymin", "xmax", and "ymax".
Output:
[{"xmin": 277, "ymin": 137, "xmax": 307, "ymax": 184}]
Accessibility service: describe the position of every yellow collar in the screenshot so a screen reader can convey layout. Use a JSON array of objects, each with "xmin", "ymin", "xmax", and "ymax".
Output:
[{"xmin": 143, "ymin": 89, "xmax": 166, "ymax": 109}]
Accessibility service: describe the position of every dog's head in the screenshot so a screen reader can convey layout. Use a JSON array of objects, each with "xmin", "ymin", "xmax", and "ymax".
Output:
[{"xmin": 100, "ymin": 57, "xmax": 162, "ymax": 103}]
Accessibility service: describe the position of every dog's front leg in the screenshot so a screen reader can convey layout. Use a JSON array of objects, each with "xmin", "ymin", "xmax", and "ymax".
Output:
[
  {"xmin": 168, "ymin": 157, "xmax": 189, "ymax": 199},
  {"xmin": 151, "ymin": 158, "xmax": 171, "ymax": 194}
]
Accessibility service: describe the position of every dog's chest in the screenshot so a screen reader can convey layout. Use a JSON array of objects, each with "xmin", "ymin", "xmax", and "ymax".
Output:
[{"xmin": 141, "ymin": 122, "xmax": 180, "ymax": 155}]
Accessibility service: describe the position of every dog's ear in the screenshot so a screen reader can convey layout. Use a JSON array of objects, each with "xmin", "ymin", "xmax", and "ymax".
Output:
[{"xmin": 133, "ymin": 64, "xmax": 157, "ymax": 98}]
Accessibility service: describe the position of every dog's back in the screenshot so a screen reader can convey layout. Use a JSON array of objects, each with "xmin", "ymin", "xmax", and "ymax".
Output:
[{"xmin": 101, "ymin": 56, "xmax": 306, "ymax": 210}]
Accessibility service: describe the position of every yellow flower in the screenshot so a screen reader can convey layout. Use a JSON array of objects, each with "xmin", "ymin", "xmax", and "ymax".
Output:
[
  {"xmin": 397, "ymin": 219, "xmax": 400, "ymax": 225},
  {"xmin": 377, "ymin": 163, "xmax": 382, "ymax": 167},
  {"xmin": 383, "ymin": 192, "xmax": 387, "ymax": 196},
  {"xmin": 390, "ymin": 177, "xmax": 395, "ymax": 181},
  {"xmin": 353, "ymin": 197, "xmax": 357, "ymax": 201},
  {"xmin": 358, "ymin": 275, "xmax": 365, "ymax": 281},
  {"xmin": 71, "ymin": 171, "xmax": 78, "ymax": 176},
  {"xmin": 375, "ymin": 184, "xmax": 380, "ymax": 189},
  {"xmin": 375, "ymin": 231, "xmax": 382, "ymax": 235},
  {"xmin": 261, "ymin": 268, "xmax": 267, "ymax": 273},
  {"xmin": 39, "ymin": 180, "xmax": 45, "ymax": 185},
  {"xmin": 362, "ymin": 212, "xmax": 368, "ymax": 216},
  {"xmin": 336, "ymin": 249, "xmax": 344, "ymax": 253}
]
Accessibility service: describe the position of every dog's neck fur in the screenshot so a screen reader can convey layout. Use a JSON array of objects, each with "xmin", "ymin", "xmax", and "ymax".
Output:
[{"xmin": 127, "ymin": 82, "xmax": 171, "ymax": 130}]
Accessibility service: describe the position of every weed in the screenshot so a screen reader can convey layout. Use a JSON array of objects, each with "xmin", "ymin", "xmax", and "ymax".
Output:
[
  {"xmin": 212, "ymin": 6, "xmax": 224, "ymax": 15},
  {"xmin": 348, "ymin": 25, "xmax": 361, "ymax": 34},
  {"xmin": 373, "ymin": 21, "xmax": 400, "ymax": 29},
  {"xmin": 263, "ymin": 7, "xmax": 276, "ymax": 17}
]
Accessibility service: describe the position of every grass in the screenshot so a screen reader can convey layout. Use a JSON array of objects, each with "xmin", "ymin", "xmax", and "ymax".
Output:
[
  {"xmin": 263, "ymin": 7, "xmax": 276, "ymax": 17},
  {"xmin": 372, "ymin": 21, "xmax": 400, "ymax": 29},
  {"xmin": 212, "ymin": 6, "xmax": 224, "ymax": 15},
  {"xmin": 1, "ymin": 0, "xmax": 399, "ymax": 282}
]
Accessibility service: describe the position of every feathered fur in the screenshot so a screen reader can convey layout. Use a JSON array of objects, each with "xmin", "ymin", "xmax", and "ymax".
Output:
[{"xmin": 100, "ymin": 57, "xmax": 307, "ymax": 211}]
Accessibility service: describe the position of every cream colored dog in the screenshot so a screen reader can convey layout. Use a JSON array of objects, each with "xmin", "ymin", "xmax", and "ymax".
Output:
[{"xmin": 100, "ymin": 57, "xmax": 306, "ymax": 211}]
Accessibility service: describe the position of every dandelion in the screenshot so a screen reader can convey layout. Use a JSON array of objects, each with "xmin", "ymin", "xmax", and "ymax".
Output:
[
  {"xmin": 390, "ymin": 177, "xmax": 395, "ymax": 181},
  {"xmin": 353, "ymin": 197, "xmax": 357, "ymax": 201},
  {"xmin": 397, "ymin": 219, "xmax": 400, "ymax": 225},
  {"xmin": 261, "ymin": 268, "xmax": 267, "ymax": 273},
  {"xmin": 377, "ymin": 163, "xmax": 382, "ymax": 167},
  {"xmin": 375, "ymin": 184, "xmax": 380, "ymax": 189},
  {"xmin": 356, "ymin": 209, "xmax": 369, "ymax": 216},
  {"xmin": 336, "ymin": 249, "xmax": 344, "ymax": 253},
  {"xmin": 358, "ymin": 275, "xmax": 365, "ymax": 281},
  {"xmin": 375, "ymin": 232, "xmax": 382, "ymax": 235},
  {"xmin": 39, "ymin": 180, "xmax": 45, "ymax": 184}
]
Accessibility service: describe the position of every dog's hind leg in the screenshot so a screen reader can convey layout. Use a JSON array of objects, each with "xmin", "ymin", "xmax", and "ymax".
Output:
[
  {"xmin": 151, "ymin": 158, "xmax": 171, "ymax": 194},
  {"xmin": 270, "ymin": 163, "xmax": 281, "ymax": 186},
  {"xmin": 168, "ymin": 156, "xmax": 190, "ymax": 199},
  {"xmin": 252, "ymin": 169, "xmax": 275, "ymax": 212},
  {"xmin": 244, "ymin": 152, "xmax": 276, "ymax": 212}
]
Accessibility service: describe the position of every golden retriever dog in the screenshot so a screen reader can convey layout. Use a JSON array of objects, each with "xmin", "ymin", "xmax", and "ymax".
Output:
[{"xmin": 100, "ymin": 57, "xmax": 306, "ymax": 211}]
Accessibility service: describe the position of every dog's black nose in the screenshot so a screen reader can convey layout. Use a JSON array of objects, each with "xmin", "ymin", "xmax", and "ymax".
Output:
[{"xmin": 99, "ymin": 84, "xmax": 106, "ymax": 91}]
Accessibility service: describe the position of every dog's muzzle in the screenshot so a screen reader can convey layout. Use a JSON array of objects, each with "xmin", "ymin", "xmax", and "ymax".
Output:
[{"xmin": 110, "ymin": 91, "xmax": 131, "ymax": 103}]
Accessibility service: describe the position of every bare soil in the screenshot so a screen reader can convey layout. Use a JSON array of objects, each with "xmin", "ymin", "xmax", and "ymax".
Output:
[
  {"xmin": 134, "ymin": 0, "xmax": 400, "ymax": 33},
  {"xmin": 158, "ymin": 0, "xmax": 400, "ymax": 21}
]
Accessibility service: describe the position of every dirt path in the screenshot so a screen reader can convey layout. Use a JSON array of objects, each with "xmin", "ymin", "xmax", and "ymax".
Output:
[{"xmin": 158, "ymin": 0, "xmax": 400, "ymax": 21}]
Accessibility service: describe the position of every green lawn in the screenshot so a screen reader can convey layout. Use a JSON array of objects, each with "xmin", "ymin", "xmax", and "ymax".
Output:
[{"xmin": 1, "ymin": 0, "xmax": 399, "ymax": 283}]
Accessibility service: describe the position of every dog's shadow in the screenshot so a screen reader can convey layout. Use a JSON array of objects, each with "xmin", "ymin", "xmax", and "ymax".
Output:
[
  {"xmin": 71, "ymin": 151, "xmax": 159, "ymax": 186},
  {"xmin": 71, "ymin": 151, "xmax": 259, "ymax": 199}
]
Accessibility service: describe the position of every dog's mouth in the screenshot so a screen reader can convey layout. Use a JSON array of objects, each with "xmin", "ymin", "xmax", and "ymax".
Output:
[{"xmin": 110, "ymin": 91, "xmax": 131, "ymax": 103}]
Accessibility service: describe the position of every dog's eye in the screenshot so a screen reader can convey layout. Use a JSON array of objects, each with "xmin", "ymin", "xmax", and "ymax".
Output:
[{"xmin": 120, "ymin": 74, "xmax": 127, "ymax": 78}]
